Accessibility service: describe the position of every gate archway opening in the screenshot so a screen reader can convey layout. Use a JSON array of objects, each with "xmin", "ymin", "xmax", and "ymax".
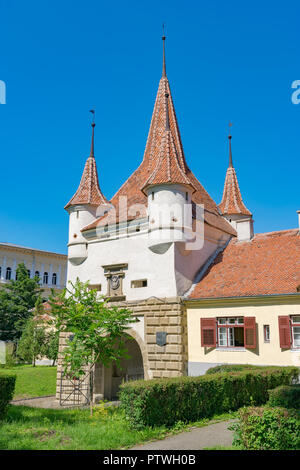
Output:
[{"xmin": 94, "ymin": 332, "xmax": 145, "ymax": 401}]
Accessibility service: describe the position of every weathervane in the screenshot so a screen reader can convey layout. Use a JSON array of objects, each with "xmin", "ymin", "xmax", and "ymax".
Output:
[{"xmin": 89, "ymin": 109, "xmax": 95, "ymax": 125}]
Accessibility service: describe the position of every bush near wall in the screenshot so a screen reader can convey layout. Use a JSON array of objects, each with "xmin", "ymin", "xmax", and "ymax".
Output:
[
  {"xmin": 119, "ymin": 367, "xmax": 299, "ymax": 429},
  {"xmin": 0, "ymin": 371, "xmax": 16, "ymax": 420},
  {"xmin": 231, "ymin": 406, "xmax": 300, "ymax": 450},
  {"xmin": 267, "ymin": 385, "xmax": 300, "ymax": 410},
  {"xmin": 205, "ymin": 364, "xmax": 268, "ymax": 375}
]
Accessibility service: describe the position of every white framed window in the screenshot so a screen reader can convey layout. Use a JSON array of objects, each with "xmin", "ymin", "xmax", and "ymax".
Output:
[
  {"xmin": 217, "ymin": 317, "xmax": 245, "ymax": 348},
  {"xmin": 6, "ymin": 267, "xmax": 11, "ymax": 280},
  {"xmin": 291, "ymin": 316, "xmax": 300, "ymax": 348},
  {"xmin": 43, "ymin": 272, "xmax": 48, "ymax": 284},
  {"xmin": 264, "ymin": 325, "xmax": 270, "ymax": 343}
]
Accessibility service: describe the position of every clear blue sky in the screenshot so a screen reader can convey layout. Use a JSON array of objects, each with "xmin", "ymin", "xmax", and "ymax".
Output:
[{"xmin": 0, "ymin": 0, "xmax": 299, "ymax": 254}]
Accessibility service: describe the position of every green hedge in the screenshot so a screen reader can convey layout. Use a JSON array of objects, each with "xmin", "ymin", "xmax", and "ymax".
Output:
[
  {"xmin": 119, "ymin": 367, "xmax": 299, "ymax": 429},
  {"xmin": 231, "ymin": 406, "xmax": 300, "ymax": 450},
  {"xmin": 0, "ymin": 371, "xmax": 16, "ymax": 420},
  {"xmin": 205, "ymin": 364, "xmax": 268, "ymax": 375},
  {"xmin": 268, "ymin": 385, "xmax": 300, "ymax": 409}
]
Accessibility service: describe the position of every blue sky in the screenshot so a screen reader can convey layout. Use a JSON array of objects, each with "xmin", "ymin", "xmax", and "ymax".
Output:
[{"xmin": 0, "ymin": 0, "xmax": 299, "ymax": 254}]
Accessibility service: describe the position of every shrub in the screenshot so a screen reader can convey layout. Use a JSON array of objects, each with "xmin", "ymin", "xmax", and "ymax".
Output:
[
  {"xmin": 231, "ymin": 406, "xmax": 300, "ymax": 450},
  {"xmin": 206, "ymin": 364, "xmax": 267, "ymax": 375},
  {"xmin": 268, "ymin": 385, "xmax": 300, "ymax": 409},
  {"xmin": 0, "ymin": 371, "xmax": 16, "ymax": 420},
  {"xmin": 119, "ymin": 366, "xmax": 298, "ymax": 429}
]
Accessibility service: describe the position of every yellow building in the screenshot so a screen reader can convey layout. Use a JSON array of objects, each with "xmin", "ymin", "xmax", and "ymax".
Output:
[{"xmin": 185, "ymin": 229, "xmax": 300, "ymax": 374}]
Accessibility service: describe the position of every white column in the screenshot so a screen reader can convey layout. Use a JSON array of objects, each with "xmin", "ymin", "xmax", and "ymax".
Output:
[
  {"xmin": 31, "ymin": 256, "xmax": 36, "ymax": 279},
  {"xmin": 12, "ymin": 258, "xmax": 17, "ymax": 280},
  {"xmin": 57, "ymin": 264, "xmax": 62, "ymax": 287},
  {"xmin": 1, "ymin": 256, "xmax": 6, "ymax": 281},
  {"xmin": 49, "ymin": 263, "xmax": 53, "ymax": 286},
  {"xmin": 40, "ymin": 263, "xmax": 45, "ymax": 285}
]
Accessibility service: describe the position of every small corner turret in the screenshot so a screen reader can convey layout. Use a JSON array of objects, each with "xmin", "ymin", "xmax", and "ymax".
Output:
[
  {"xmin": 218, "ymin": 129, "xmax": 254, "ymax": 241},
  {"xmin": 65, "ymin": 121, "xmax": 109, "ymax": 264}
]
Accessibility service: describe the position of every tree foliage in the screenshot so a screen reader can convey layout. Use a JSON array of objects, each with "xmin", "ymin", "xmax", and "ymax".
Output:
[
  {"xmin": 49, "ymin": 278, "xmax": 136, "ymax": 380},
  {"xmin": 0, "ymin": 263, "xmax": 42, "ymax": 342},
  {"xmin": 17, "ymin": 316, "xmax": 47, "ymax": 366}
]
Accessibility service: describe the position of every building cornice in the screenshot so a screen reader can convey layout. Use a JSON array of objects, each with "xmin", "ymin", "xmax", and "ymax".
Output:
[
  {"xmin": 0, "ymin": 243, "xmax": 67, "ymax": 260},
  {"xmin": 184, "ymin": 293, "xmax": 300, "ymax": 308}
]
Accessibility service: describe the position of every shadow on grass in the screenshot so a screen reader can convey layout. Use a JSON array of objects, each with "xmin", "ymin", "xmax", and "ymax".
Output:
[{"xmin": 6, "ymin": 404, "xmax": 92, "ymax": 426}]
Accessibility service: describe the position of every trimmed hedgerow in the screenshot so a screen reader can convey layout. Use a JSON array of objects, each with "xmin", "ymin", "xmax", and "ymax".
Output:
[
  {"xmin": 0, "ymin": 371, "xmax": 16, "ymax": 420},
  {"xmin": 119, "ymin": 367, "xmax": 298, "ymax": 429},
  {"xmin": 205, "ymin": 364, "xmax": 267, "ymax": 375},
  {"xmin": 268, "ymin": 385, "xmax": 300, "ymax": 410},
  {"xmin": 231, "ymin": 406, "xmax": 300, "ymax": 450}
]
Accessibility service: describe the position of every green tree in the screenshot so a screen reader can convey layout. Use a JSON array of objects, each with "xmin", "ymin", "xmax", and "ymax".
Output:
[
  {"xmin": 0, "ymin": 263, "xmax": 42, "ymax": 342},
  {"xmin": 49, "ymin": 278, "xmax": 136, "ymax": 409},
  {"xmin": 17, "ymin": 316, "xmax": 47, "ymax": 366},
  {"xmin": 44, "ymin": 330, "xmax": 59, "ymax": 366}
]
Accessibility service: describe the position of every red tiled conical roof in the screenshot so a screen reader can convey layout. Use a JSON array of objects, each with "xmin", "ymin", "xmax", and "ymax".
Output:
[
  {"xmin": 65, "ymin": 124, "xmax": 108, "ymax": 209},
  {"xmin": 82, "ymin": 39, "xmax": 236, "ymax": 236},
  {"xmin": 218, "ymin": 135, "xmax": 251, "ymax": 216}
]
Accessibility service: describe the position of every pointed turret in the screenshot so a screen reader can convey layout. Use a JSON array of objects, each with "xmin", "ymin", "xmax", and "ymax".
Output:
[
  {"xmin": 82, "ymin": 35, "xmax": 236, "ymax": 239},
  {"xmin": 219, "ymin": 131, "xmax": 253, "ymax": 241},
  {"xmin": 65, "ymin": 123, "xmax": 107, "ymax": 210},
  {"xmin": 66, "ymin": 121, "xmax": 108, "ymax": 265},
  {"xmin": 142, "ymin": 92, "xmax": 195, "ymax": 193},
  {"xmin": 141, "ymin": 36, "xmax": 189, "ymax": 175},
  {"xmin": 219, "ymin": 133, "xmax": 251, "ymax": 217}
]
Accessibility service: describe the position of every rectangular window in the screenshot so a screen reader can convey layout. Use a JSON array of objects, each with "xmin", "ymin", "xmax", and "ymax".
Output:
[
  {"xmin": 217, "ymin": 317, "xmax": 245, "ymax": 348},
  {"xmin": 264, "ymin": 325, "xmax": 270, "ymax": 342},
  {"xmin": 291, "ymin": 316, "xmax": 300, "ymax": 348},
  {"xmin": 131, "ymin": 279, "xmax": 147, "ymax": 288},
  {"xmin": 88, "ymin": 284, "xmax": 101, "ymax": 292}
]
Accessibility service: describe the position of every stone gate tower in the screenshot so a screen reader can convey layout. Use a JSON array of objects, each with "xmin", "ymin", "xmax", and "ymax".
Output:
[{"xmin": 56, "ymin": 36, "xmax": 236, "ymax": 404}]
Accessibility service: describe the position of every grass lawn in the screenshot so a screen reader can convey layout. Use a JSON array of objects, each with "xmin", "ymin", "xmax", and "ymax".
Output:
[
  {"xmin": 0, "ymin": 405, "xmax": 236, "ymax": 450},
  {"xmin": 1, "ymin": 365, "xmax": 57, "ymax": 400}
]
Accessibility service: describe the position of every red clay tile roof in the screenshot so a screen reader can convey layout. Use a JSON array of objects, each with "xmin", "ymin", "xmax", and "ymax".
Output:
[
  {"xmin": 142, "ymin": 126, "xmax": 196, "ymax": 192},
  {"xmin": 82, "ymin": 76, "xmax": 236, "ymax": 236},
  {"xmin": 218, "ymin": 136, "xmax": 251, "ymax": 216},
  {"xmin": 189, "ymin": 229, "xmax": 300, "ymax": 299},
  {"xmin": 65, "ymin": 124, "xmax": 108, "ymax": 209}
]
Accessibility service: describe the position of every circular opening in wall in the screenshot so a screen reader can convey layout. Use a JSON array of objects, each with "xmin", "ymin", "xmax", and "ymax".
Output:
[{"xmin": 73, "ymin": 234, "xmax": 77, "ymax": 239}]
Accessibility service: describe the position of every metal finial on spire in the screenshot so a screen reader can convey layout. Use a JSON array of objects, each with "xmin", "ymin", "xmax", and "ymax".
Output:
[
  {"xmin": 89, "ymin": 110, "xmax": 95, "ymax": 157},
  {"xmin": 228, "ymin": 122, "xmax": 233, "ymax": 167},
  {"xmin": 162, "ymin": 24, "xmax": 166, "ymax": 77}
]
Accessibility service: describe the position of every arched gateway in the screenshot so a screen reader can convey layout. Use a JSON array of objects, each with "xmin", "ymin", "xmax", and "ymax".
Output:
[{"xmin": 93, "ymin": 329, "xmax": 147, "ymax": 401}]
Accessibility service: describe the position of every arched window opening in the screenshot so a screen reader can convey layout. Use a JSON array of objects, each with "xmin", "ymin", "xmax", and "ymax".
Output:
[{"xmin": 52, "ymin": 273, "xmax": 57, "ymax": 285}]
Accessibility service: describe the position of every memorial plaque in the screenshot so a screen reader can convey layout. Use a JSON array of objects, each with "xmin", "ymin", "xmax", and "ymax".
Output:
[{"xmin": 156, "ymin": 331, "xmax": 167, "ymax": 346}]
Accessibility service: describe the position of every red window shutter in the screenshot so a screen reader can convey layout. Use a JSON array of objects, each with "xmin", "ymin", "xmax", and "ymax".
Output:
[
  {"xmin": 244, "ymin": 317, "xmax": 256, "ymax": 349},
  {"xmin": 278, "ymin": 316, "xmax": 291, "ymax": 349},
  {"xmin": 200, "ymin": 318, "xmax": 216, "ymax": 348}
]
